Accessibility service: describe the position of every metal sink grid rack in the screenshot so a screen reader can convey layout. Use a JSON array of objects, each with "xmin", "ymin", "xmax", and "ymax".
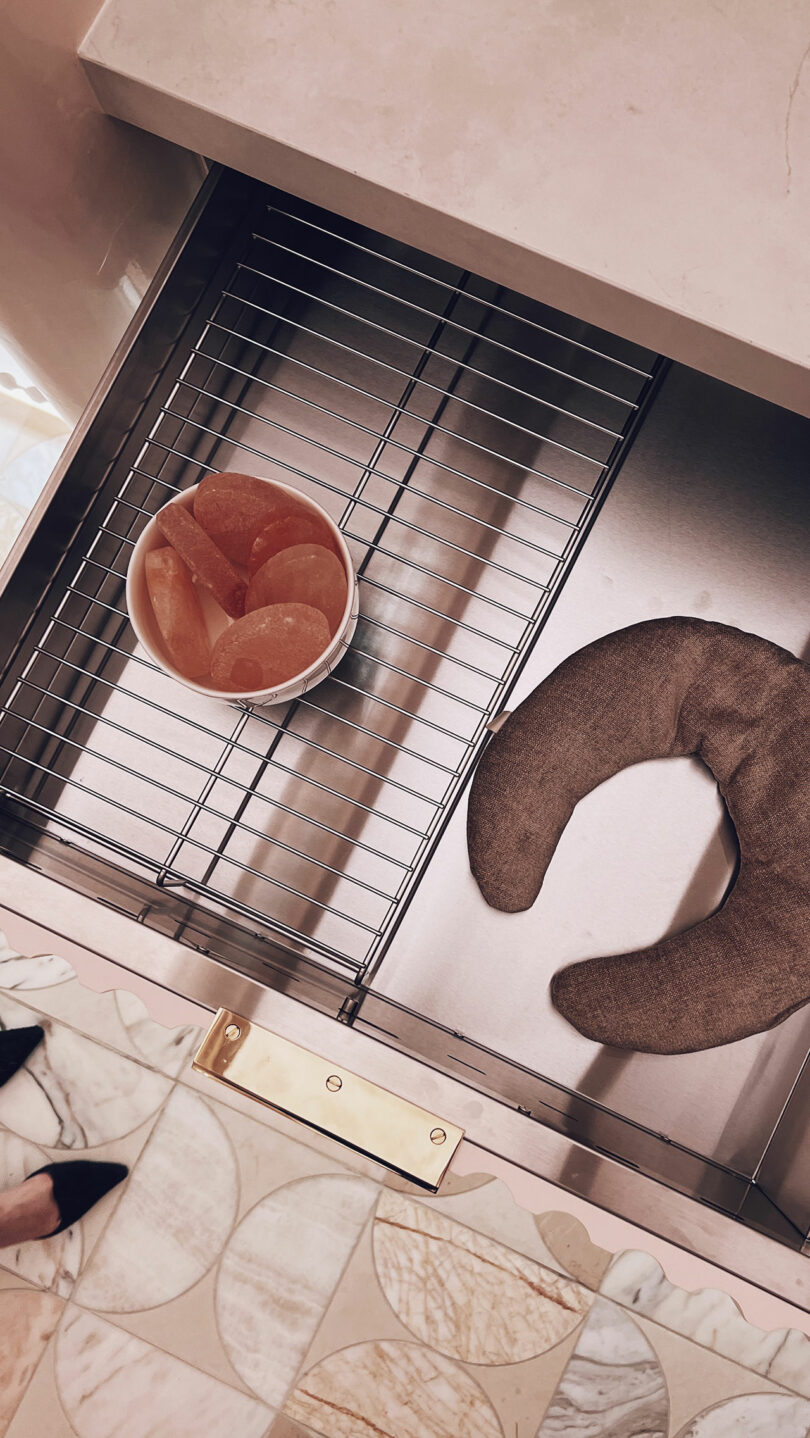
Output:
[{"xmin": 0, "ymin": 180, "xmax": 662, "ymax": 984}]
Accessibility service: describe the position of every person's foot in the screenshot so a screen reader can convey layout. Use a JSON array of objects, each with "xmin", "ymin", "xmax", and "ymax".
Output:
[
  {"xmin": 30, "ymin": 1161, "xmax": 129, "ymax": 1236},
  {"xmin": 0, "ymin": 1025, "xmax": 45, "ymax": 1087},
  {"xmin": 0, "ymin": 1161, "xmax": 128, "ymax": 1247},
  {"xmin": 0, "ymin": 1170, "xmax": 61, "ymax": 1245}
]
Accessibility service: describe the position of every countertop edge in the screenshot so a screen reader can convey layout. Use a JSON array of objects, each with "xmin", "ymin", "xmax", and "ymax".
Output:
[{"xmin": 80, "ymin": 52, "xmax": 810, "ymax": 420}]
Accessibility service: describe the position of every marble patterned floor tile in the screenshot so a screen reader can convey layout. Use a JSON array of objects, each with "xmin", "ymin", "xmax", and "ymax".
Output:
[
  {"xmin": 95, "ymin": 1265, "xmax": 255, "ymax": 1396},
  {"xmin": 0, "ymin": 1265, "xmax": 41, "ymax": 1295},
  {"xmin": 472, "ymin": 1337, "xmax": 582, "ymax": 1436},
  {"xmin": 373, "ymin": 1187, "xmax": 592, "ymax": 1364},
  {"xmin": 297, "ymin": 1206, "xmax": 422, "ymax": 1373},
  {"xmin": 207, "ymin": 1099, "xmax": 370, "ymax": 1221},
  {"xmin": 535, "ymin": 1296, "xmax": 669, "ymax": 1436},
  {"xmin": 675, "ymin": 1392, "xmax": 810, "ymax": 1435},
  {"xmin": 600, "ymin": 1250, "xmax": 810, "ymax": 1399},
  {"xmin": 298, "ymin": 1202, "xmax": 576, "ymax": 1429},
  {"xmin": 3, "ymin": 1357, "xmax": 76, "ymax": 1438},
  {"xmin": 0, "ymin": 1130, "xmax": 82, "ymax": 1296},
  {"xmin": 77, "ymin": 1087, "xmax": 238, "ymax": 1313},
  {"xmin": 0, "ymin": 978, "xmax": 139, "ymax": 1056},
  {"xmin": 113, "ymin": 990, "xmax": 200, "ymax": 1076},
  {"xmin": 3, "ymin": 947, "xmax": 810, "ymax": 1434},
  {"xmin": 216, "ymin": 1172, "xmax": 379, "ymax": 1408},
  {"xmin": 55, "ymin": 1307, "xmax": 273, "ymax": 1438},
  {"xmin": 0, "ymin": 996, "xmax": 171, "ymax": 1148},
  {"xmin": 4, "ymin": 1339, "xmax": 79, "ymax": 1438},
  {"xmin": 182, "ymin": 1064, "xmax": 384, "ymax": 1180},
  {"xmin": 0, "ymin": 940, "xmax": 143, "ymax": 1057},
  {"xmin": 62, "ymin": 1112, "xmax": 170, "ymax": 1276},
  {"xmin": 535, "ymin": 1211, "xmax": 612, "ymax": 1290},
  {"xmin": 0, "ymin": 939, "xmax": 74, "ymax": 992},
  {"xmin": 0, "ymin": 1287, "xmax": 63, "ymax": 1433},
  {"xmin": 0, "ymin": 949, "xmax": 200, "ymax": 1079},
  {"xmin": 266, "ymin": 1417, "xmax": 322, "ymax": 1438},
  {"xmin": 401, "ymin": 1177, "xmax": 576, "ymax": 1273},
  {"xmin": 285, "ymin": 1339, "xmax": 503, "ymax": 1437},
  {"xmin": 643, "ymin": 1318, "xmax": 785, "ymax": 1438}
]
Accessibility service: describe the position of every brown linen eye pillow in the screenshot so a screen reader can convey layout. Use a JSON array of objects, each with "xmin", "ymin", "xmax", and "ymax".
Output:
[{"xmin": 467, "ymin": 616, "xmax": 810, "ymax": 1054}]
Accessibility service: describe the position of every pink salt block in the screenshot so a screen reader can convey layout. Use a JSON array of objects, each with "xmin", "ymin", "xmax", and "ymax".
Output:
[
  {"xmin": 247, "ymin": 511, "xmax": 338, "ymax": 577},
  {"xmin": 194, "ymin": 471, "xmax": 306, "ymax": 565},
  {"xmin": 246, "ymin": 543, "xmax": 348, "ymax": 637},
  {"xmin": 156, "ymin": 503, "xmax": 246, "ymax": 619},
  {"xmin": 210, "ymin": 603, "xmax": 331, "ymax": 692},
  {"xmin": 144, "ymin": 547, "xmax": 211, "ymax": 679}
]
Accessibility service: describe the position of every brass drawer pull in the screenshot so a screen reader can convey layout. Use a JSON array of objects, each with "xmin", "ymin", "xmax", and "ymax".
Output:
[{"xmin": 193, "ymin": 1009, "xmax": 464, "ymax": 1191}]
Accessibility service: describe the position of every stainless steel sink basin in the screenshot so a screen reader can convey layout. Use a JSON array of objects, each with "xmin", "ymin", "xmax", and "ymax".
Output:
[{"xmin": 1, "ymin": 166, "xmax": 809, "ymax": 1302}]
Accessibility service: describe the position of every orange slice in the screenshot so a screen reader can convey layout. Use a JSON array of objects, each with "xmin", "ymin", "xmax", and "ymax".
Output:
[
  {"xmin": 144, "ymin": 547, "xmax": 211, "ymax": 678},
  {"xmin": 247, "ymin": 511, "xmax": 338, "ymax": 576},
  {"xmin": 246, "ymin": 543, "xmax": 348, "ymax": 636},
  {"xmin": 194, "ymin": 471, "xmax": 305, "ymax": 565},
  {"xmin": 156, "ymin": 503, "xmax": 246, "ymax": 619},
  {"xmin": 210, "ymin": 603, "xmax": 331, "ymax": 692}
]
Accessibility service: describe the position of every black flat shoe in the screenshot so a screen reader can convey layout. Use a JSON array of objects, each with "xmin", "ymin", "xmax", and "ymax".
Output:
[
  {"xmin": 0, "ymin": 1025, "xmax": 45, "ymax": 1086},
  {"xmin": 29, "ymin": 1160, "xmax": 129, "ymax": 1236}
]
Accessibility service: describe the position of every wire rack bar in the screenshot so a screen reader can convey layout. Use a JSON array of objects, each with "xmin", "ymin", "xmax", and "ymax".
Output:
[
  {"xmin": 166, "ymin": 372, "xmax": 592, "ymax": 506},
  {"xmin": 26, "ymin": 639, "xmax": 432, "ymax": 837},
  {"xmin": 45, "ymin": 613, "xmax": 451, "ymax": 801},
  {"xmin": 0, "ymin": 174, "xmax": 660, "ymax": 979},
  {"xmin": 123, "ymin": 460, "xmax": 527, "ymax": 648},
  {"xmin": 126, "ymin": 439, "xmax": 562, "ymax": 584},
  {"xmin": 356, "ymin": 574, "xmax": 521, "ymax": 652},
  {"xmin": 242, "ymin": 246, "xmax": 637, "ymax": 409},
  {"xmin": 63, "ymin": 584, "xmax": 464, "ymax": 769},
  {"xmin": 204, "ymin": 314, "xmax": 606, "ymax": 477},
  {"xmin": 194, "ymin": 335, "xmax": 605, "ymax": 486},
  {"xmin": 222, "ymin": 285, "xmax": 624, "ymax": 441},
  {"xmin": 354, "ymin": 614, "xmax": 502, "ymax": 683},
  {"xmin": 8, "ymin": 705, "xmax": 399, "ymax": 902},
  {"xmin": 0, "ymin": 782, "xmax": 365, "ymax": 971},
  {"xmin": 17, "ymin": 676, "xmax": 413, "ymax": 872},
  {"xmin": 0, "ymin": 737, "xmax": 384, "ymax": 933},
  {"xmin": 53, "ymin": 580, "xmax": 476, "ymax": 752},
  {"xmin": 262, "ymin": 204, "xmax": 654, "ymax": 379},
  {"xmin": 128, "ymin": 453, "xmax": 544, "ymax": 620}
]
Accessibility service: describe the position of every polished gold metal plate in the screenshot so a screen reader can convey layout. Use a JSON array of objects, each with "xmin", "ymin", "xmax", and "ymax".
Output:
[{"xmin": 193, "ymin": 1009, "xmax": 464, "ymax": 1191}]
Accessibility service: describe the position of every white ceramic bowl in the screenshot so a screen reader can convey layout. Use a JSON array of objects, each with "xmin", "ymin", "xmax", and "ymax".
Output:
[{"xmin": 126, "ymin": 479, "xmax": 358, "ymax": 706}]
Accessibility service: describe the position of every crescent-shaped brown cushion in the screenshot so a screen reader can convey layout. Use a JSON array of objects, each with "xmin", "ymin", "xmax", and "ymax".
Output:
[{"xmin": 467, "ymin": 617, "xmax": 810, "ymax": 1054}]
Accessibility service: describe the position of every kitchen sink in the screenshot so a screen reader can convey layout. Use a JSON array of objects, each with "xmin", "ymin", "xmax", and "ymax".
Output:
[{"xmin": 1, "ymin": 166, "xmax": 809, "ymax": 1304}]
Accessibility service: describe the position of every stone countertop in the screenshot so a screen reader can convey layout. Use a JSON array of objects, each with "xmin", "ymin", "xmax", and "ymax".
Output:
[{"xmin": 79, "ymin": 0, "xmax": 810, "ymax": 418}]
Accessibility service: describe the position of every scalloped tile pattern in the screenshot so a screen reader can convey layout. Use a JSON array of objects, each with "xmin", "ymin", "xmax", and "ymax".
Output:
[
  {"xmin": 0, "ymin": 930, "xmax": 808, "ymax": 1435},
  {"xmin": 601, "ymin": 1250, "xmax": 810, "ymax": 1399},
  {"xmin": 77, "ymin": 1087, "xmax": 238, "ymax": 1313},
  {"xmin": 536, "ymin": 1297, "xmax": 669, "ymax": 1436},
  {"xmin": 0, "ymin": 994, "xmax": 171, "ymax": 1148},
  {"xmin": 373, "ymin": 1187, "xmax": 591, "ymax": 1362},
  {"xmin": 216, "ymin": 1173, "xmax": 379, "ymax": 1406},
  {"xmin": 0, "ymin": 1288, "xmax": 63, "ymax": 1430},
  {"xmin": 286, "ymin": 1339, "xmax": 503, "ymax": 1438}
]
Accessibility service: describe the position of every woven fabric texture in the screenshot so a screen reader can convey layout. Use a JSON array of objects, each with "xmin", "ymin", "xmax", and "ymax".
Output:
[{"xmin": 467, "ymin": 617, "xmax": 810, "ymax": 1053}]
